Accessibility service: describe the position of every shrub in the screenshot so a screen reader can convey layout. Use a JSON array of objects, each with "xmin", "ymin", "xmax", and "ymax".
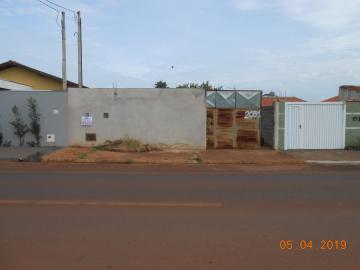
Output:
[
  {"xmin": 27, "ymin": 97, "xmax": 41, "ymax": 147},
  {"xmin": 3, "ymin": 140, "xmax": 11, "ymax": 147},
  {"xmin": 9, "ymin": 106, "xmax": 29, "ymax": 147}
]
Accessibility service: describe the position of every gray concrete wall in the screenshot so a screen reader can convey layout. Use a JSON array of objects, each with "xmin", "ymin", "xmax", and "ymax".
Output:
[
  {"xmin": 0, "ymin": 91, "xmax": 68, "ymax": 147},
  {"xmin": 68, "ymin": 88, "xmax": 207, "ymax": 149},
  {"xmin": 273, "ymin": 102, "xmax": 285, "ymax": 150},
  {"xmin": 261, "ymin": 106, "xmax": 274, "ymax": 147},
  {"xmin": 346, "ymin": 102, "xmax": 360, "ymax": 149}
]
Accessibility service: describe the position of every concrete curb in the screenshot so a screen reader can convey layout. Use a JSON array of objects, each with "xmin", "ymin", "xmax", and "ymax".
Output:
[
  {"xmin": 305, "ymin": 160, "xmax": 360, "ymax": 165},
  {"xmin": 41, "ymin": 159, "xmax": 304, "ymax": 166}
]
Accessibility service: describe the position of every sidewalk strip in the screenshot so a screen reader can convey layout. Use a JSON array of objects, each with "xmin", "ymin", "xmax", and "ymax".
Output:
[{"xmin": 0, "ymin": 200, "xmax": 223, "ymax": 208}]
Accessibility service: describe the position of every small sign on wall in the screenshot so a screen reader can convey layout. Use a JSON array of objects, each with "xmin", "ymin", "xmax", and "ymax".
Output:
[
  {"xmin": 81, "ymin": 116, "xmax": 93, "ymax": 127},
  {"xmin": 47, "ymin": 134, "xmax": 56, "ymax": 143}
]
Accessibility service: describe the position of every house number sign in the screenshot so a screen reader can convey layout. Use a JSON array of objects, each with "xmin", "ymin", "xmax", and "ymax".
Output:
[{"xmin": 244, "ymin": 110, "xmax": 261, "ymax": 119}]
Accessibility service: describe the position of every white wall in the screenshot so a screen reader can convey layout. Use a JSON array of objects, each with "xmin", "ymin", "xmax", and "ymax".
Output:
[{"xmin": 0, "ymin": 79, "xmax": 32, "ymax": 90}]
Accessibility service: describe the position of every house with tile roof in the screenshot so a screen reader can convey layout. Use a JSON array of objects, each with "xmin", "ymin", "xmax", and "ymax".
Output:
[
  {"xmin": 0, "ymin": 60, "xmax": 83, "ymax": 91},
  {"xmin": 262, "ymin": 96, "xmax": 305, "ymax": 107},
  {"xmin": 322, "ymin": 85, "xmax": 360, "ymax": 102}
]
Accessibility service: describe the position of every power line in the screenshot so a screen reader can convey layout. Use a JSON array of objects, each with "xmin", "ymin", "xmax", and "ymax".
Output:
[
  {"xmin": 44, "ymin": 0, "xmax": 78, "ymax": 23},
  {"xmin": 34, "ymin": 0, "xmax": 84, "ymax": 87},
  {"xmin": 35, "ymin": 0, "xmax": 59, "ymax": 13},
  {"xmin": 43, "ymin": 0, "xmax": 76, "ymax": 14}
]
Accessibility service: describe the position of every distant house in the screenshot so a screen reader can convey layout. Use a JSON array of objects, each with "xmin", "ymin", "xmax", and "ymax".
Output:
[
  {"xmin": 322, "ymin": 85, "xmax": 360, "ymax": 102},
  {"xmin": 339, "ymin": 85, "xmax": 360, "ymax": 101},
  {"xmin": 0, "ymin": 60, "xmax": 82, "ymax": 91},
  {"xmin": 0, "ymin": 78, "xmax": 33, "ymax": 91},
  {"xmin": 262, "ymin": 96, "xmax": 305, "ymax": 107}
]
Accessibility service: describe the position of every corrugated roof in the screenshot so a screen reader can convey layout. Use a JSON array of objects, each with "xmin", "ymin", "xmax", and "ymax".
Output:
[
  {"xmin": 0, "ymin": 60, "xmax": 86, "ymax": 88},
  {"xmin": 262, "ymin": 96, "xmax": 305, "ymax": 107}
]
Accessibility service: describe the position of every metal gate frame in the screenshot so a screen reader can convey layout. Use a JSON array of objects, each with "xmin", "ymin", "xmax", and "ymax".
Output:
[
  {"xmin": 284, "ymin": 102, "xmax": 347, "ymax": 150},
  {"xmin": 206, "ymin": 90, "xmax": 262, "ymax": 149}
]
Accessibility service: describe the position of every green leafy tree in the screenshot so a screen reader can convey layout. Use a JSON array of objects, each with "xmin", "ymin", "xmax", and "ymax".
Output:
[
  {"xmin": 155, "ymin": 81, "xmax": 168, "ymax": 88},
  {"xmin": 27, "ymin": 97, "xmax": 41, "ymax": 147},
  {"xmin": 10, "ymin": 106, "xmax": 29, "ymax": 147},
  {"xmin": 177, "ymin": 83, "xmax": 200, "ymax": 89},
  {"xmin": 176, "ymin": 81, "xmax": 222, "ymax": 91}
]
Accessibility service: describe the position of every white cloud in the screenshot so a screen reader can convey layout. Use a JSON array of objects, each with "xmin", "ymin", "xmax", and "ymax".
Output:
[
  {"xmin": 281, "ymin": 0, "xmax": 360, "ymax": 30},
  {"xmin": 231, "ymin": 0, "xmax": 360, "ymax": 30}
]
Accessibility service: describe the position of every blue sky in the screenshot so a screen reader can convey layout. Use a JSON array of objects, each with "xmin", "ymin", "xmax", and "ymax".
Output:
[{"xmin": 1, "ymin": 0, "xmax": 360, "ymax": 100}]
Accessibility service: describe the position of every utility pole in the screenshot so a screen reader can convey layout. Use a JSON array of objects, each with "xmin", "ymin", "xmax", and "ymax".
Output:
[
  {"xmin": 77, "ymin": 10, "xmax": 83, "ymax": 88},
  {"xmin": 61, "ymin": 11, "xmax": 67, "ymax": 90}
]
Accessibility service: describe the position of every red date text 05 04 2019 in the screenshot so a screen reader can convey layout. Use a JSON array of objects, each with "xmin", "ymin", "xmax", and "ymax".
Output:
[{"xmin": 279, "ymin": 240, "xmax": 347, "ymax": 251}]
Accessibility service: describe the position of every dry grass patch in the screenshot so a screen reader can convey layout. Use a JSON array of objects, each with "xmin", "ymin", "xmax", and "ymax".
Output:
[{"xmin": 96, "ymin": 138, "xmax": 164, "ymax": 153}]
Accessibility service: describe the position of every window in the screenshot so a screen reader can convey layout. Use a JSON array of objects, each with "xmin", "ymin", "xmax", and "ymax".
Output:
[
  {"xmin": 85, "ymin": 133, "xmax": 97, "ymax": 142},
  {"xmin": 103, "ymin": 113, "xmax": 109, "ymax": 119}
]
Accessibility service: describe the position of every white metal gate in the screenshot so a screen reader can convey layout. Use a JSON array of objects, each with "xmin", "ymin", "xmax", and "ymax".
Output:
[{"xmin": 285, "ymin": 103, "xmax": 346, "ymax": 150}]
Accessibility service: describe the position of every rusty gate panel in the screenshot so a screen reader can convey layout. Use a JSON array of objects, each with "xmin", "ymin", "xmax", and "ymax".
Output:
[
  {"xmin": 206, "ymin": 90, "xmax": 262, "ymax": 149},
  {"xmin": 207, "ymin": 108, "xmax": 261, "ymax": 149},
  {"xmin": 217, "ymin": 109, "xmax": 234, "ymax": 128},
  {"xmin": 207, "ymin": 109, "xmax": 215, "ymax": 148},
  {"xmin": 216, "ymin": 129, "xmax": 234, "ymax": 149},
  {"xmin": 235, "ymin": 108, "xmax": 260, "ymax": 148},
  {"xmin": 237, "ymin": 130, "xmax": 260, "ymax": 148}
]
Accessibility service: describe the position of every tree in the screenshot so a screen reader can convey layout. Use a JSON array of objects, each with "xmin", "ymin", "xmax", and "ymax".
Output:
[
  {"xmin": 27, "ymin": 97, "xmax": 41, "ymax": 147},
  {"xmin": 10, "ymin": 106, "xmax": 29, "ymax": 147},
  {"xmin": 155, "ymin": 81, "xmax": 168, "ymax": 88},
  {"xmin": 177, "ymin": 83, "xmax": 200, "ymax": 89},
  {"xmin": 176, "ymin": 81, "xmax": 223, "ymax": 91}
]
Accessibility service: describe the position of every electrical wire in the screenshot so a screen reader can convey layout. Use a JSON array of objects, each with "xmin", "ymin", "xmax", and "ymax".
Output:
[
  {"xmin": 35, "ymin": 0, "xmax": 78, "ymax": 24},
  {"xmin": 35, "ymin": 0, "xmax": 59, "ymax": 13},
  {"xmin": 43, "ymin": 0, "xmax": 76, "ymax": 13},
  {"xmin": 35, "ymin": 0, "xmax": 79, "ymax": 38},
  {"xmin": 35, "ymin": 0, "xmax": 61, "ymax": 27},
  {"xmin": 43, "ymin": 0, "xmax": 77, "ymax": 22}
]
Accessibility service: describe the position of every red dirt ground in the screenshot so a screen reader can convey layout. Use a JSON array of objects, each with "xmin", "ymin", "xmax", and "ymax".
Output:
[{"xmin": 41, "ymin": 148, "xmax": 303, "ymax": 165}]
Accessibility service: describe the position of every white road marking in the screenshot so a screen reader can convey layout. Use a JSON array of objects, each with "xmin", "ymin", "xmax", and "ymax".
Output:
[{"xmin": 0, "ymin": 200, "xmax": 224, "ymax": 208}]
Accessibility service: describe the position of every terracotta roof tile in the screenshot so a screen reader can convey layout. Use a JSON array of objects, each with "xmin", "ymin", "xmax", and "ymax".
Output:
[
  {"xmin": 262, "ymin": 96, "xmax": 305, "ymax": 107},
  {"xmin": 322, "ymin": 96, "xmax": 340, "ymax": 102}
]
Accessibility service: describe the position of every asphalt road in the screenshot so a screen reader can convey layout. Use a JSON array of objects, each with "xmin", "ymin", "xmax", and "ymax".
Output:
[{"xmin": 0, "ymin": 163, "xmax": 359, "ymax": 270}]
